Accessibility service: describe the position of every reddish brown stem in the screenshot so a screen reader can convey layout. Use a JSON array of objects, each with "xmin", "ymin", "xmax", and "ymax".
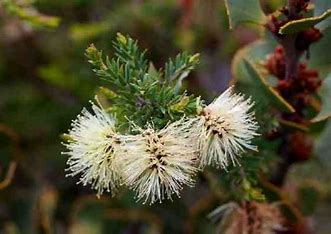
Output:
[
  {"xmin": 269, "ymin": 0, "xmax": 305, "ymax": 186},
  {"xmin": 283, "ymin": 36, "xmax": 301, "ymax": 80},
  {"xmin": 287, "ymin": 0, "xmax": 298, "ymax": 18}
]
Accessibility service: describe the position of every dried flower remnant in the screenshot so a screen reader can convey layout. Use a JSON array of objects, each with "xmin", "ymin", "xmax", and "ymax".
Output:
[
  {"xmin": 62, "ymin": 102, "xmax": 122, "ymax": 196},
  {"xmin": 120, "ymin": 120, "xmax": 199, "ymax": 204},
  {"xmin": 210, "ymin": 202, "xmax": 285, "ymax": 234},
  {"xmin": 197, "ymin": 87, "xmax": 259, "ymax": 169}
]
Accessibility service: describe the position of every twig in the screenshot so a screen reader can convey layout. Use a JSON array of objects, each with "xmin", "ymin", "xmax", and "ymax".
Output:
[
  {"xmin": 0, "ymin": 161, "xmax": 17, "ymax": 190},
  {"xmin": 0, "ymin": 124, "xmax": 22, "ymax": 190}
]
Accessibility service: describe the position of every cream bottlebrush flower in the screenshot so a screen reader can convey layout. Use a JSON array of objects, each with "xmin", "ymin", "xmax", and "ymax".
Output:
[
  {"xmin": 62, "ymin": 102, "xmax": 123, "ymax": 197},
  {"xmin": 198, "ymin": 87, "xmax": 259, "ymax": 168},
  {"xmin": 120, "ymin": 120, "xmax": 199, "ymax": 204}
]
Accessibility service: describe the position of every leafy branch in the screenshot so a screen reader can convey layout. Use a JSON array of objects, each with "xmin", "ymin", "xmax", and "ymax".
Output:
[
  {"xmin": 164, "ymin": 52, "xmax": 200, "ymax": 92},
  {"xmin": 85, "ymin": 33, "xmax": 202, "ymax": 131}
]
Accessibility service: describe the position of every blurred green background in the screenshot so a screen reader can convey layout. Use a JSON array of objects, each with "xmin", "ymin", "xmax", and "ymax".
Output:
[{"xmin": 1, "ymin": 0, "xmax": 331, "ymax": 233}]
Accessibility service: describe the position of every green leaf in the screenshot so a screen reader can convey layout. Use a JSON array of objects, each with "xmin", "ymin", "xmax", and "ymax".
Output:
[
  {"xmin": 315, "ymin": 0, "xmax": 331, "ymax": 29},
  {"xmin": 315, "ymin": 0, "xmax": 331, "ymax": 15},
  {"xmin": 264, "ymin": 0, "xmax": 287, "ymax": 14},
  {"xmin": 311, "ymin": 73, "xmax": 331, "ymax": 122},
  {"xmin": 70, "ymin": 22, "xmax": 109, "ymax": 41},
  {"xmin": 279, "ymin": 9, "xmax": 331, "ymax": 34},
  {"xmin": 231, "ymin": 40, "xmax": 295, "ymax": 113},
  {"xmin": 242, "ymin": 178, "xmax": 265, "ymax": 202},
  {"xmin": 315, "ymin": 120, "xmax": 331, "ymax": 168},
  {"xmin": 278, "ymin": 119, "xmax": 309, "ymax": 131},
  {"xmin": 147, "ymin": 62, "xmax": 159, "ymax": 77},
  {"xmin": 231, "ymin": 39, "xmax": 276, "ymax": 86},
  {"xmin": 164, "ymin": 52, "xmax": 199, "ymax": 92},
  {"xmin": 98, "ymin": 87, "xmax": 117, "ymax": 99},
  {"xmin": 243, "ymin": 60, "xmax": 295, "ymax": 113},
  {"xmin": 309, "ymin": 26, "xmax": 331, "ymax": 78},
  {"xmin": 113, "ymin": 33, "xmax": 148, "ymax": 73},
  {"xmin": 298, "ymin": 183, "xmax": 320, "ymax": 216},
  {"xmin": 224, "ymin": 0, "xmax": 266, "ymax": 29}
]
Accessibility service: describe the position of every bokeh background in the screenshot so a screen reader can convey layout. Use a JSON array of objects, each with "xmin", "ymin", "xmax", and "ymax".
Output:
[{"xmin": 1, "ymin": 0, "xmax": 331, "ymax": 233}]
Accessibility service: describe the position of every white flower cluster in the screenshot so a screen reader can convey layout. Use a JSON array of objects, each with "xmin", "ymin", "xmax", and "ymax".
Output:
[{"xmin": 63, "ymin": 87, "xmax": 259, "ymax": 204}]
